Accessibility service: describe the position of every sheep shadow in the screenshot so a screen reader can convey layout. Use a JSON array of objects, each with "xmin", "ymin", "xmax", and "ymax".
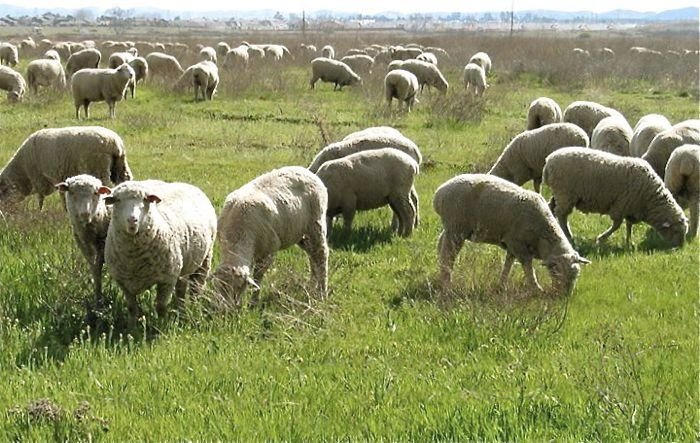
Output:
[
  {"xmin": 572, "ymin": 227, "xmax": 682, "ymax": 259},
  {"xmin": 328, "ymin": 224, "xmax": 395, "ymax": 252}
]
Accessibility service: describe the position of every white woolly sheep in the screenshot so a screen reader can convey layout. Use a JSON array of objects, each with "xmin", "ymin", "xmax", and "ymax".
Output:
[
  {"xmin": 340, "ymin": 54, "xmax": 374, "ymax": 76},
  {"xmin": 103, "ymin": 180, "xmax": 216, "ymax": 323},
  {"xmin": 544, "ymin": 147, "xmax": 688, "ymax": 247},
  {"xmin": 562, "ymin": 101, "xmax": 624, "ymax": 138},
  {"xmin": 664, "ymin": 144, "xmax": 700, "ymax": 239},
  {"xmin": 433, "ymin": 173, "xmax": 589, "ymax": 294},
  {"xmin": 0, "ymin": 126, "xmax": 132, "ymax": 209},
  {"xmin": 463, "ymin": 62, "xmax": 488, "ymax": 96},
  {"xmin": 145, "ymin": 52, "xmax": 185, "ymax": 79},
  {"xmin": 223, "ymin": 45, "xmax": 249, "ymax": 69},
  {"xmin": 316, "ymin": 148, "xmax": 419, "ymax": 237},
  {"xmin": 43, "ymin": 49, "xmax": 60, "ymax": 61},
  {"xmin": 390, "ymin": 46, "xmax": 423, "ymax": 60},
  {"xmin": 527, "ymin": 97, "xmax": 563, "ymax": 130},
  {"xmin": 342, "ymin": 126, "xmax": 407, "ymax": 142},
  {"xmin": 0, "ymin": 42, "xmax": 19, "ymax": 66},
  {"xmin": 384, "ymin": 69, "xmax": 420, "ymax": 112},
  {"xmin": 469, "ymin": 51, "xmax": 492, "ymax": 74},
  {"xmin": 199, "ymin": 46, "xmax": 217, "ymax": 64},
  {"xmin": 191, "ymin": 60, "xmax": 219, "ymax": 101},
  {"xmin": 72, "ymin": 63, "xmax": 135, "ymax": 119},
  {"xmin": 489, "ymin": 123, "xmax": 590, "ymax": 193},
  {"xmin": 0, "ymin": 65, "xmax": 26, "ymax": 102},
  {"xmin": 213, "ymin": 166, "xmax": 328, "ymax": 306},
  {"xmin": 124, "ymin": 56, "xmax": 148, "ymax": 99},
  {"xmin": 598, "ymin": 47, "xmax": 615, "ymax": 59},
  {"xmin": 591, "ymin": 115, "xmax": 634, "ymax": 156},
  {"xmin": 300, "ymin": 43, "xmax": 318, "ymax": 60},
  {"xmin": 630, "ymin": 114, "xmax": 672, "ymax": 157},
  {"xmin": 321, "ymin": 45, "xmax": 335, "ymax": 59},
  {"xmin": 345, "ymin": 48, "xmax": 368, "ymax": 56},
  {"xmin": 642, "ymin": 119, "xmax": 700, "ymax": 178},
  {"xmin": 573, "ymin": 48, "xmax": 591, "ymax": 57},
  {"xmin": 216, "ymin": 42, "xmax": 230, "ymax": 59},
  {"xmin": 108, "ymin": 51, "xmax": 135, "ymax": 69},
  {"xmin": 387, "ymin": 59, "xmax": 448, "ymax": 92},
  {"xmin": 310, "ymin": 57, "xmax": 361, "ymax": 90},
  {"xmin": 65, "ymin": 48, "xmax": 101, "ymax": 77},
  {"xmin": 26, "ymin": 58, "xmax": 66, "ymax": 93},
  {"xmin": 416, "ymin": 52, "xmax": 438, "ymax": 65}
]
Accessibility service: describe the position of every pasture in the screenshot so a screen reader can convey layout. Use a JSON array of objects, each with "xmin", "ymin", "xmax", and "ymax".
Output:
[{"xmin": 0, "ymin": 28, "xmax": 698, "ymax": 441}]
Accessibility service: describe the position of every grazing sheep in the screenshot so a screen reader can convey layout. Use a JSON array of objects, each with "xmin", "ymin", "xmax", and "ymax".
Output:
[
  {"xmin": 340, "ymin": 54, "xmax": 374, "ymax": 76},
  {"xmin": 223, "ymin": 45, "xmax": 249, "ymax": 69},
  {"xmin": 387, "ymin": 59, "xmax": 448, "ymax": 92},
  {"xmin": 103, "ymin": 180, "xmax": 217, "ymax": 323},
  {"xmin": 573, "ymin": 47, "xmax": 591, "ymax": 57},
  {"xmin": 463, "ymin": 62, "xmax": 488, "ymax": 96},
  {"xmin": 310, "ymin": 57, "xmax": 361, "ymax": 90},
  {"xmin": 55, "ymin": 175, "xmax": 111, "ymax": 309},
  {"xmin": 342, "ymin": 126, "xmax": 407, "ymax": 142},
  {"xmin": 124, "ymin": 56, "xmax": 148, "ymax": 99},
  {"xmin": 630, "ymin": 114, "xmax": 672, "ymax": 157},
  {"xmin": 0, "ymin": 42, "xmax": 19, "ymax": 66},
  {"xmin": 191, "ymin": 60, "xmax": 219, "ymax": 101},
  {"xmin": 263, "ymin": 45, "xmax": 284, "ymax": 61},
  {"xmin": 489, "ymin": 123, "xmax": 590, "ymax": 193},
  {"xmin": 65, "ymin": 48, "xmax": 102, "ymax": 77},
  {"xmin": 199, "ymin": 46, "xmax": 217, "ymax": 64},
  {"xmin": 71, "ymin": 63, "xmax": 135, "ymax": 119},
  {"xmin": 664, "ymin": 144, "xmax": 700, "ymax": 239},
  {"xmin": 0, "ymin": 65, "xmax": 26, "ymax": 102},
  {"xmin": 390, "ymin": 46, "xmax": 423, "ymax": 60},
  {"xmin": 543, "ymin": 147, "xmax": 688, "ymax": 247},
  {"xmin": 527, "ymin": 97, "xmax": 563, "ymax": 130},
  {"xmin": 20, "ymin": 37, "xmax": 36, "ymax": 52},
  {"xmin": 346, "ymin": 48, "xmax": 368, "ymax": 56},
  {"xmin": 416, "ymin": 52, "xmax": 438, "ymax": 65},
  {"xmin": 563, "ymin": 101, "xmax": 624, "ymax": 138},
  {"xmin": 108, "ymin": 51, "xmax": 135, "ymax": 69},
  {"xmin": 469, "ymin": 51, "xmax": 492, "ymax": 74},
  {"xmin": 145, "ymin": 52, "xmax": 185, "ymax": 79},
  {"xmin": 591, "ymin": 115, "xmax": 634, "ymax": 156},
  {"xmin": 43, "ymin": 49, "xmax": 60, "ymax": 61},
  {"xmin": 598, "ymin": 47, "xmax": 615, "ymax": 59},
  {"xmin": 216, "ymin": 42, "xmax": 230, "ymax": 59},
  {"xmin": 316, "ymin": 148, "xmax": 419, "ymax": 237},
  {"xmin": 26, "ymin": 58, "xmax": 66, "ymax": 93},
  {"xmin": 433, "ymin": 173, "xmax": 589, "ymax": 294},
  {"xmin": 213, "ymin": 166, "xmax": 328, "ymax": 306},
  {"xmin": 321, "ymin": 45, "xmax": 335, "ymax": 59},
  {"xmin": 51, "ymin": 42, "xmax": 72, "ymax": 61},
  {"xmin": 300, "ymin": 43, "xmax": 318, "ymax": 60},
  {"xmin": 0, "ymin": 126, "xmax": 132, "ymax": 209},
  {"xmin": 642, "ymin": 120, "xmax": 700, "ymax": 178},
  {"xmin": 384, "ymin": 69, "xmax": 419, "ymax": 111}
]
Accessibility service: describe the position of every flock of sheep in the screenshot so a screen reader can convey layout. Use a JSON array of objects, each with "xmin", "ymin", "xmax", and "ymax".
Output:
[{"xmin": 0, "ymin": 35, "xmax": 697, "ymax": 326}]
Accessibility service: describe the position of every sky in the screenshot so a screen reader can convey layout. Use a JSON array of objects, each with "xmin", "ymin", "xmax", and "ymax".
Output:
[{"xmin": 11, "ymin": 0, "xmax": 699, "ymax": 13}]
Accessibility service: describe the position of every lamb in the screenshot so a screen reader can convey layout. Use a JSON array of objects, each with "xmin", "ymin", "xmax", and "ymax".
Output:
[
  {"xmin": 642, "ymin": 120, "xmax": 700, "ymax": 178},
  {"xmin": 590, "ymin": 115, "xmax": 634, "ymax": 156},
  {"xmin": 0, "ymin": 42, "xmax": 19, "ymax": 66},
  {"xmin": 416, "ymin": 52, "xmax": 438, "ymax": 65},
  {"xmin": 562, "ymin": 101, "xmax": 624, "ymax": 138},
  {"xmin": 213, "ymin": 166, "xmax": 328, "ymax": 306},
  {"xmin": 543, "ymin": 147, "xmax": 688, "ymax": 247},
  {"xmin": 26, "ymin": 58, "xmax": 66, "ymax": 93},
  {"xmin": 630, "ymin": 114, "xmax": 672, "ymax": 157},
  {"xmin": 310, "ymin": 57, "xmax": 361, "ymax": 90},
  {"xmin": 433, "ymin": 173, "xmax": 589, "ymax": 294},
  {"xmin": 321, "ymin": 45, "xmax": 335, "ymax": 59},
  {"xmin": 145, "ymin": 52, "xmax": 185, "ymax": 79},
  {"xmin": 124, "ymin": 56, "xmax": 148, "ymax": 99},
  {"xmin": 463, "ymin": 63, "xmax": 488, "ymax": 96},
  {"xmin": 71, "ymin": 63, "xmax": 135, "ymax": 119},
  {"xmin": 527, "ymin": 97, "xmax": 563, "ymax": 130},
  {"xmin": 0, "ymin": 65, "xmax": 26, "ymax": 102},
  {"xmin": 0, "ymin": 126, "xmax": 132, "ymax": 210},
  {"xmin": 55, "ymin": 175, "xmax": 111, "ymax": 310},
  {"xmin": 664, "ymin": 144, "xmax": 700, "ymax": 239},
  {"xmin": 387, "ymin": 59, "xmax": 448, "ymax": 92},
  {"xmin": 315, "ymin": 148, "xmax": 419, "ymax": 237},
  {"xmin": 65, "ymin": 48, "xmax": 102, "ymax": 77},
  {"xmin": 384, "ymin": 69, "xmax": 419, "ymax": 111},
  {"xmin": 340, "ymin": 54, "xmax": 374, "ymax": 76},
  {"xmin": 103, "ymin": 180, "xmax": 217, "ymax": 323},
  {"xmin": 469, "ymin": 51, "xmax": 492, "ymax": 74},
  {"xmin": 489, "ymin": 123, "xmax": 590, "ymax": 193},
  {"xmin": 191, "ymin": 60, "xmax": 219, "ymax": 101},
  {"xmin": 108, "ymin": 51, "xmax": 135, "ymax": 69},
  {"xmin": 199, "ymin": 46, "xmax": 217, "ymax": 64}
]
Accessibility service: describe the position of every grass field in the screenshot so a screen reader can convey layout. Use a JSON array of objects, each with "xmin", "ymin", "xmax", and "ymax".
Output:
[{"xmin": 0, "ymin": 29, "xmax": 698, "ymax": 441}]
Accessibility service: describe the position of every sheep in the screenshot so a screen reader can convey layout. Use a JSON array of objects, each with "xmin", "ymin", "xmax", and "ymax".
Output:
[
  {"xmin": 469, "ymin": 51, "xmax": 492, "ymax": 74},
  {"xmin": 43, "ymin": 49, "xmax": 60, "ymax": 61},
  {"xmin": 321, "ymin": 45, "xmax": 335, "ymax": 59},
  {"xmin": 191, "ymin": 60, "xmax": 219, "ymax": 101},
  {"xmin": 51, "ymin": 42, "xmax": 72, "ymax": 61},
  {"xmin": 71, "ymin": 63, "xmax": 135, "ymax": 119},
  {"xmin": 598, "ymin": 47, "xmax": 615, "ymax": 59},
  {"xmin": 387, "ymin": 59, "xmax": 448, "ymax": 92},
  {"xmin": 664, "ymin": 144, "xmax": 700, "ymax": 239},
  {"xmin": 342, "ymin": 126, "xmax": 407, "ymax": 142},
  {"xmin": 55, "ymin": 175, "xmax": 111, "ymax": 310},
  {"xmin": 0, "ymin": 126, "xmax": 132, "ymax": 210},
  {"xmin": 0, "ymin": 65, "xmax": 26, "ymax": 102},
  {"xmin": 213, "ymin": 166, "xmax": 328, "ymax": 306},
  {"xmin": 384, "ymin": 69, "xmax": 419, "ymax": 111},
  {"xmin": 199, "ymin": 46, "xmax": 217, "ymax": 64},
  {"xmin": 26, "ymin": 58, "xmax": 66, "ymax": 93},
  {"xmin": 416, "ymin": 52, "xmax": 438, "ymax": 65},
  {"xmin": 630, "ymin": 114, "xmax": 672, "ymax": 157},
  {"xmin": 145, "ymin": 52, "xmax": 185, "ymax": 79},
  {"xmin": 346, "ymin": 48, "xmax": 368, "ymax": 56},
  {"xmin": 124, "ymin": 56, "xmax": 148, "ymax": 99},
  {"xmin": 340, "ymin": 54, "xmax": 374, "ymax": 76},
  {"xmin": 543, "ymin": 147, "xmax": 688, "ymax": 247},
  {"xmin": 310, "ymin": 57, "xmax": 361, "ymax": 91},
  {"xmin": 562, "ymin": 101, "xmax": 624, "ymax": 138},
  {"xmin": 300, "ymin": 43, "xmax": 318, "ymax": 60},
  {"xmin": 433, "ymin": 173, "xmax": 589, "ymax": 294},
  {"xmin": 463, "ymin": 62, "xmax": 488, "ymax": 96},
  {"xmin": 590, "ymin": 115, "xmax": 634, "ymax": 156},
  {"xmin": 527, "ymin": 97, "xmax": 563, "ymax": 130},
  {"xmin": 489, "ymin": 123, "xmax": 590, "ymax": 193},
  {"xmin": 65, "ymin": 48, "xmax": 101, "ymax": 77},
  {"xmin": 263, "ymin": 45, "xmax": 284, "ymax": 61},
  {"xmin": 572, "ymin": 47, "xmax": 591, "ymax": 57},
  {"xmin": 0, "ymin": 42, "xmax": 19, "ymax": 66},
  {"xmin": 223, "ymin": 45, "xmax": 249, "ymax": 69},
  {"xmin": 390, "ymin": 46, "xmax": 422, "ymax": 60},
  {"xmin": 108, "ymin": 51, "xmax": 135, "ymax": 69},
  {"xmin": 103, "ymin": 180, "xmax": 217, "ymax": 323},
  {"xmin": 216, "ymin": 42, "xmax": 231, "ymax": 59},
  {"xmin": 642, "ymin": 120, "xmax": 700, "ymax": 179},
  {"xmin": 246, "ymin": 45, "xmax": 265, "ymax": 62}
]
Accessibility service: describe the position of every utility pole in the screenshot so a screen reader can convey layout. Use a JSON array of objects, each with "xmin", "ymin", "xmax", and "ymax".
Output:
[
  {"xmin": 302, "ymin": 10, "xmax": 306, "ymax": 38},
  {"xmin": 510, "ymin": 0, "xmax": 515, "ymax": 37}
]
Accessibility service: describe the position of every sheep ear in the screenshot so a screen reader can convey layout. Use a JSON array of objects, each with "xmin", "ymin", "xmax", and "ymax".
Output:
[
  {"xmin": 146, "ymin": 194, "xmax": 161, "ymax": 204},
  {"xmin": 246, "ymin": 276, "xmax": 260, "ymax": 291},
  {"xmin": 55, "ymin": 182, "xmax": 68, "ymax": 193},
  {"xmin": 97, "ymin": 186, "xmax": 111, "ymax": 195}
]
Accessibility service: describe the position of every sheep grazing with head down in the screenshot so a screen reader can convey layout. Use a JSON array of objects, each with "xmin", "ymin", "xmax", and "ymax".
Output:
[
  {"xmin": 463, "ymin": 63, "xmax": 488, "ymax": 96},
  {"xmin": 191, "ymin": 60, "xmax": 219, "ymax": 101},
  {"xmin": 213, "ymin": 166, "xmax": 329, "ymax": 308},
  {"xmin": 199, "ymin": 46, "xmax": 217, "ymax": 64},
  {"xmin": 0, "ymin": 65, "xmax": 26, "ymax": 102},
  {"xmin": 65, "ymin": 48, "xmax": 102, "ymax": 77},
  {"xmin": 387, "ymin": 59, "xmax": 448, "ymax": 92},
  {"xmin": 642, "ymin": 119, "xmax": 700, "ymax": 179},
  {"xmin": 433, "ymin": 173, "xmax": 589, "ymax": 294},
  {"xmin": 527, "ymin": 97, "xmax": 563, "ymax": 130},
  {"xmin": 563, "ymin": 101, "xmax": 624, "ymax": 138},
  {"xmin": 71, "ymin": 63, "xmax": 135, "ymax": 119},
  {"xmin": 664, "ymin": 144, "xmax": 700, "ymax": 239},
  {"xmin": 340, "ymin": 54, "xmax": 374, "ymax": 76},
  {"xmin": 321, "ymin": 45, "xmax": 335, "ymax": 59},
  {"xmin": 469, "ymin": 51, "xmax": 492, "ymax": 75},
  {"xmin": 124, "ymin": 56, "xmax": 148, "ymax": 99},
  {"xmin": 310, "ymin": 57, "xmax": 361, "ymax": 91},
  {"xmin": 145, "ymin": 52, "xmax": 185, "ymax": 79},
  {"xmin": 384, "ymin": 69, "xmax": 419, "ymax": 111},
  {"xmin": 26, "ymin": 58, "xmax": 66, "ymax": 93},
  {"xmin": 0, "ymin": 42, "xmax": 19, "ymax": 66},
  {"xmin": 591, "ymin": 115, "xmax": 634, "ymax": 156},
  {"xmin": 630, "ymin": 114, "xmax": 672, "ymax": 158}
]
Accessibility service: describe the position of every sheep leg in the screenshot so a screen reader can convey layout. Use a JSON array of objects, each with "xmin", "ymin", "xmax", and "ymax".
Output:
[
  {"xmin": 91, "ymin": 258, "xmax": 104, "ymax": 311},
  {"xmin": 689, "ymin": 196, "xmax": 699, "ymax": 238},
  {"xmin": 438, "ymin": 231, "xmax": 463, "ymax": 290},
  {"xmin": 325, "ymin": 214, "xmax": 335, "ymax": 238},
  {"xmin": 155, "ymin": 282, "xmax": 176, "ymax": 317},
  {"xmin": 625, "ymin": 220, "xmax": 634, "ymax": 247},
  {"xmin": 299, "ymin": 222, "xmax": 329, "ymax": 298},
  {"xmin": 389, "ymin": 195, "xmax": 415, "ymax": 237},
  {"xmin": 249, "ymin": 255, "xmax": 274, "ymax": 307},
  {"xmin": 341, "ymin": 203, "xmax": 356, "ymax": 236},
  {"xmin": 521, "ymin": 258, "xmax": 543, "ymax": 292},
  {"xmin": 533, "ymin": 178, "xmax": 541, "ymax": 194},
  {"xmin": 411, "ymin": 186, "xmax": 420, "ymax": 228},
  {"xmin": 596, "ymin": 218, "xmax": 622, "ymax": 244},
  {"xmin": 121, "ymin": 288, "xmax": 141, "ymax": 328},
  {"xmin": 550, "ymin": 197, "xmax": 574, "ymax": 240},
  {"xmin": 500, "ymin": 252, "xmax": 515, "ymax": 287},
  {"xmin": 84, "ymin": 101, "xmax": 90, "ymax": 119},
  {"xmin": 188, "ymin": 252, "xmax": 211, "ymax": 298}
]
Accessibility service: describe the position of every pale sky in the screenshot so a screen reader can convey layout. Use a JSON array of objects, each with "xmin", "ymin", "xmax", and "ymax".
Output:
[{"xmin": 15, "ymin": 0, "xmax": 699, "ymax": 14}]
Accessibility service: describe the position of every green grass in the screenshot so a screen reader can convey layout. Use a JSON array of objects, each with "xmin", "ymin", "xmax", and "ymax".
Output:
[{"xmin": 0, "ymin": 31, "xmax": 698, "ymax": 441}]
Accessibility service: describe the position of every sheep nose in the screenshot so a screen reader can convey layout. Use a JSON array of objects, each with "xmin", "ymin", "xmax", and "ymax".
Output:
[{"xmin": 127, "ymin": 216, "xmax": 137, "ymax": 225}]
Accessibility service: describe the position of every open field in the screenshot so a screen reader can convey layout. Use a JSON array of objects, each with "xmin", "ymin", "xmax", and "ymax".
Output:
[{"xmin": 0, "ymin": 29, "xmax": 698, "ymax": 440}]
